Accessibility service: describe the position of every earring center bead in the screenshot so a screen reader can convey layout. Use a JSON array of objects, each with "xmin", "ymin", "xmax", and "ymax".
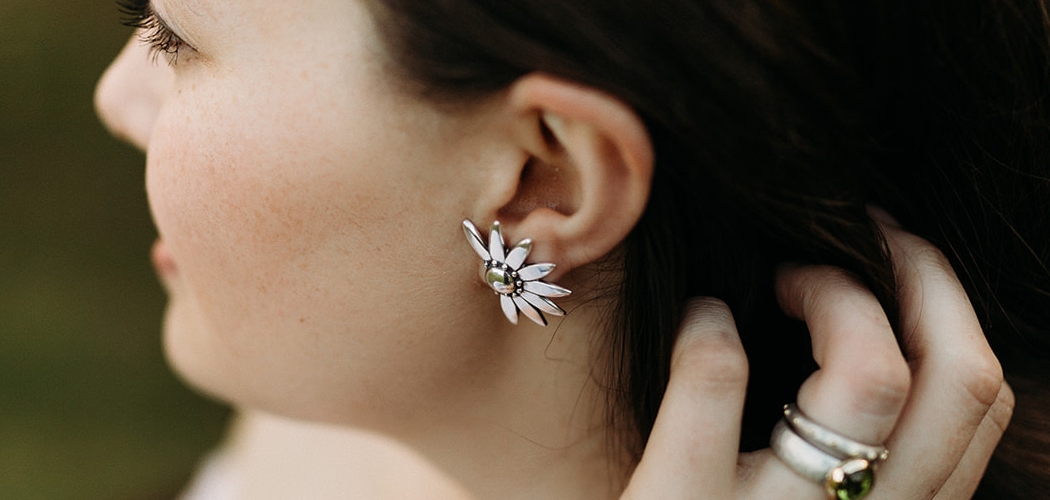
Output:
[{"xmin": 484, "ymin": 262, "xmax": 520, "ymax": 295}]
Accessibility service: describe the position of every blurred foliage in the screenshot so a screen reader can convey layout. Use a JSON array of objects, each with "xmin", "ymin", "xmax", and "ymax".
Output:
[{"xmin": 1, "ymin": 1, "xmax": 231, "ymax": 498}]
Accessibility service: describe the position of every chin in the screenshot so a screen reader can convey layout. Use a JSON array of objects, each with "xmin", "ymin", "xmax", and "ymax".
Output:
[
  {"xmin": 160, "ymin": 297, "xmax": 238, "ymax": 406},
  {"xmin": 159, "ymin": 299, "xmax": 363, "ymax": 426}
]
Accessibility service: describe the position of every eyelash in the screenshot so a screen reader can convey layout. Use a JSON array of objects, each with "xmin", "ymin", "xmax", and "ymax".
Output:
[{"xmin": 117, "ymin": 0, "xmax": 191, "ymax": 64}]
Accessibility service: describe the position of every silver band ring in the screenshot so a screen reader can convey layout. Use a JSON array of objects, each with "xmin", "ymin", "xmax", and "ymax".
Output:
[
  {"xmin": 771, "ymin": 420, "xmax": 877, "ymax": 500},
  {"xmin": 784, "ymin": 404, "xmax": 890, "ymax": 463}
]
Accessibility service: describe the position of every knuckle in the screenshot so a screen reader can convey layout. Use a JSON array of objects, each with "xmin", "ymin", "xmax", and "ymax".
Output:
[
  {"xmin": 908, "ymin": 235, "xmax": 950, "ymax": 266},
  {"xmin": 989, "ymin": 381, "xmax": 1015, "ymax": 435},
  {"xmin": 788, "ymin": 265, "xmax": 862, "ymax": 302},
  {"xmin": 846, "ymin": 357, "xmax": 912, "ymax": 414},
  {"xmin": 813, "ymin": 266, "xmax": 864, "ymax": 286},
  {"xmin": 952, "ymin": 351, "xmax": 1004, "ymax": 411},
  {"xmin": 898, "ymin": 234, "xmax": 959, "ymax": 282},
  {"xmin": 805, "ymin": 268, "xmax": 864, "ymax": 303}
]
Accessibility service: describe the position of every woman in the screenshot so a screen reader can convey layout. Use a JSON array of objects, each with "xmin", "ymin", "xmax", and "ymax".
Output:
[{"xmin": 94, "ymin": 0, "xmax": 1040, "ymax": 497}]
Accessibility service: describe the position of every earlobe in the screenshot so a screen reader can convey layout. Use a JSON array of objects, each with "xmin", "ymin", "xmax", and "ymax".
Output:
[{"xmin": 491, "ymin": 73, "xmax": 654, "ymax": 279}]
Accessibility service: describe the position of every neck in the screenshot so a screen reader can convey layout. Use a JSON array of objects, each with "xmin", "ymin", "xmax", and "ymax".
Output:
[{"xmin": 401, "ymin": 299, "xmax": 634, "ymax": 499}]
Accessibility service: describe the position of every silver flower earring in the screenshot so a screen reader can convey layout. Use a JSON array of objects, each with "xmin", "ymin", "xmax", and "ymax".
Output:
[{"xmin": 462, "ymin": 219, "xmax": 571, "ymax": 326}]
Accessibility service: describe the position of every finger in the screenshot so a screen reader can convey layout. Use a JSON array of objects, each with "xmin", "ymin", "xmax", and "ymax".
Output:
[
  {"xmin": 736, "ymin": 448, "xmax": 827, "ymax": 500},
  {"xmin": 741, "ymin": 267, "xmax": 910, "ymax": 500},
  {"xmin": 871, "ymin": 221, "xmax": 1005, "ymax": 499},
  {"xmin": 621, "ymin": 298, "xmax": 747, "ymax": 500},
  {"xmin": 777, "ymin": 265, "xmax": 911, "ymax": 445},
  {"xmin": 933, "ymin": 381, "xmax": 1014, "ymax": 500}
]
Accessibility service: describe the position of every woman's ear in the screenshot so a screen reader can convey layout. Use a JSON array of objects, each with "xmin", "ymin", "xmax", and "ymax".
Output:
[{"xmin": 481, "ymin": 73, "xmax": 653, "ymax": 280}]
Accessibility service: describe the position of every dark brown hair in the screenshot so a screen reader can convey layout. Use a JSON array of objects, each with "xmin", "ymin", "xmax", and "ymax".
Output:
[{"xmin": 366, "ymin": 0, "xmax": 1050, "ymax": 495}]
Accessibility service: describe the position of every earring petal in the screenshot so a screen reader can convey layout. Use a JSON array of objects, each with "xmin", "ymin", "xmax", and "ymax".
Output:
[
  {"xmin": 462, "ymin": 220, "xmax": 491, "ymax": 261},
  {"xmin": 523, "ymin": 281, "xmax": 572, "ymax": 298},
  {"xmin": 517, "ymin": 263, "xmax": 555, "ymax": 281},
  {"xmin": 505, "ymin": 239, "xmax": 532, "ymax": 269},
  {"xmin": 489, "ymin": 221, "xmax": 506, "ymax": 264},
  {"xmin": 522, "ymin": 291, "xmax": 565, "ymax": 316},
  {"xmin": 500, "ymin": 294, "xmax": 518, "ymax": 324},
  {"xmin": 513, "ymin": 295, "xmax": 547, "ymax": 326}
]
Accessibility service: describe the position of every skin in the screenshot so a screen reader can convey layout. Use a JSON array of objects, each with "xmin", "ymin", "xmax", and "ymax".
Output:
[
  {"xmin": 96, "ymin": 0, "xmax": 641, "ymax": 497},
  {"xmin": 95, "ymin": 0, "xmax": 1013, "ymax": 498},
  {"xmin": 195, "ymin": 411, "xmax": 471, "ymax": 499}
]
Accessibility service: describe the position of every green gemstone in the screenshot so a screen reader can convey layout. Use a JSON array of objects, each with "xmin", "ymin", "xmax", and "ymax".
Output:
[{"xmin": 830, "ymin": 461, "xmax": 874, "ymax": 500}]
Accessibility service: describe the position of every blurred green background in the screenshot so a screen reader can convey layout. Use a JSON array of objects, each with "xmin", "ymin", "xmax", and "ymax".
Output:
[{"xmin": 1, "ymin": 1, "xmax": 231, "ymax": 498}]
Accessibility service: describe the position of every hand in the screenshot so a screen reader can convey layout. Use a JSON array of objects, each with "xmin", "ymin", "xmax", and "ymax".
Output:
[{"xmin": 622, "ymin": 221, "xmax": 1014, "ymax": 499}]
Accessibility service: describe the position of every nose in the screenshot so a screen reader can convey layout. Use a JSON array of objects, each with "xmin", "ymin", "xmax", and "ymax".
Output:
[{"xmin": 95, "ymin": 35, "xmax": 175, "ymax": 151}]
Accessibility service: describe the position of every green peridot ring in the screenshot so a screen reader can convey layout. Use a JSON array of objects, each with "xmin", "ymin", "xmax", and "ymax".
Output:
[
  {"xmin": 825, "ymin": 457, "xmax": 876, "ymax": 500},
  {"xmin": 770, "ymin": 419, "xmax": 884, "ymax": 500}
]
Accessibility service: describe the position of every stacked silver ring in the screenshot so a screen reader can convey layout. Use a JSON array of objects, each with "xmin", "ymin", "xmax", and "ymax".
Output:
[{"xmin": 770, "ymin": 404, "xmax": 889, "ymax": 500}]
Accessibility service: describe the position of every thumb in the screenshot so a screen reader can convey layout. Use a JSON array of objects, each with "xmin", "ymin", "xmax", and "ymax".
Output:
[{"xmin": 621, "ymin": 298, "xmax": 748, "ymax": 499}]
